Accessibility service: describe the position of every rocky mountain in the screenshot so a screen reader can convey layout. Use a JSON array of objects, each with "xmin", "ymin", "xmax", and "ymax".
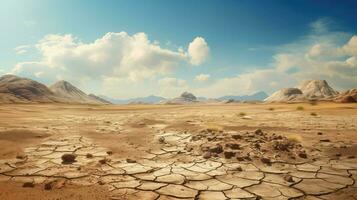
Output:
[
  {"xmin": 0, "ymin": 75, "xmax": 61, "ymax": 103},
  {"xmin": 49, "ymin": 80, "xmax": 108, "ymax": 104},
  {"xmin": 334, "ymin": 89, "xmax": 357, "ymax": 103},
  {"xmin": 298, "ymin": 80, "xmax": 338, "ymax": 99},
  {"xmin": 219, "ymin": 91, "xmax": 268, "ymax": 101},
  {"xmin": 99, "ymin": 95, "xmax": 166, "ymax": 104},
  {"xmin": 265, "ymin": 80, "xmax": 340, "ymax": 102},
  {"xmin": 161, "ymin": 92, "xmax": 199, "ymax": 104},
  {"xmin": 264, "ymin": 88, "xmax": 304, "ymax": 102}
]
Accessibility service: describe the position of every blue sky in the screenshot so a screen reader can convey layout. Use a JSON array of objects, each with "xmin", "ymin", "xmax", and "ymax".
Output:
[{"xmin": 1, "ymin": 0, "xmax": 357, "ymax": 98}]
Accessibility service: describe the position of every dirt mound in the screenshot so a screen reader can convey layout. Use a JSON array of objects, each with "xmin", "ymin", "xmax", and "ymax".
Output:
[
  {"xmin": 187, "ymin": 129, "xmax": 309, "ymax": 163},
  {"xmin": 264, "ymin": 88, "xmax": 304, "ymax": 102},
  {"xmin": 0, "ymin": 75, "xmax": 61, "ymax": 103}
]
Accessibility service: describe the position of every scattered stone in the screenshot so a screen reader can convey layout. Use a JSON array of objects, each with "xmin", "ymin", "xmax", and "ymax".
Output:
[
  {"xmin": 61, "ymin": 153, "xmax": 76, "ymax": 164},
  {"xmin": 260, "ymin": 157, "xmax": 271, "ymax": 165},
  {"xmin": 224, "ymin": 151, "xmax": 236, "ymax": 159},
  {"xmin": 298, "ymin": 152, "xmax": 308, "ymax": 159},
  {"xmin": 22, "ymin": 182, "xmax": 34, "ymax": 188},
  {"xmin": 284, "ymin": 174, "xmax": 294, "ymax": 182},
  {"xmin": 226, "ymin": 143, "xmax": 240, "ymax": 150},
  {"xmin": 16, "ymin": 153, "xmax": 27, "ymax": 160},
  {"xmin": 202, "ymin": 152, "xmax": 212, "ymax": 159},
  {"xmin": 232, "ymin": 134, "xmax": 242, "ymax": 140},
  {"xmin": 320, "ymin": 139, "xmax": 331, "ymax": 142},
  {"xmin": 99, "ymin": 158, "xmax": 110, "ymax": 164},
  {"xmin": 235, "ymin": 166, "xmax": 243, "ymax": 171},
  {"xmin": 106, "ymin": 151, "xmax": 113, "ymax": 155},
  {"xmin": 86, "ymin": 153, "xmax": 93, "ymax": 158},
  {"xmin": 158, "ymin": 136, "xmax": 165, "ymax": 143},
  {"xmin": 44, "ymin": 182, "xmax": 52, "ymax": 190},
  {"xmin": 317, "ymin": 132, "xmax": 323, "ymax": 135},
  {"xmin": 126, "ymin": 158, "xmax": 137, "ymax": 163},
  {"xmin": 255, "ymin": 129, "xmax": 263, "ymax": 135},
  {"xmin": 209, "ymin": 144, "xmax": 223, "ymax": 154}
]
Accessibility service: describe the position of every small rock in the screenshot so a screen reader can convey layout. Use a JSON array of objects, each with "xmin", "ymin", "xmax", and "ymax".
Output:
[
  {"xmin": 61, "ymin": 154, "xmax": 76, "ymax": 164},
  {"xmin": 126, "ymin": 158, "xmax": 136, "ymax": 163},
  {"xmin": 298, "ymin": 152, "xmax": 307, "ymax": 159},
  {"xmin": 284, "ymin": 175, "xmax": 294, "ymax": 182},
  {"xmin": 86, "ymin": 153, "xmax": 93, "ymax": 158},
  {"xmin": 224, "ymin": 151, "xmax": 236, "ymax": 159},
  {"xmin": 226, "ymin": 143, "xmax": 240, "ymax": 150},
  {"xmin": 202, "ymin": 152, "xmax": 212, "ymax": 159},
  {"xmin": 209, "ymin": 144, "xmax": 223, "ymax": 154},
  {"xmin": 23, "ymin": 182, "xmax": 34, "ymax": 188},
  {"xmin": 255, "ymin": 129, "xmax": 263, "ymax": 135},
  {"xmin": 44, "ymin": 182, "xmax": 52, "ymax": 190},
  {"xmin": 232, "ymin": 134, "xmax": 242, "ymax": 140},
  {"xmin": 158, "ymin": 137, "xmax": 165, "ymax": 143},
  {"xmin": 99, "ymin": 158, "xmax": 110, "ymax": 164},
  {"xmin": 106, "ymin": 151, "xmax": 113, "ymax": 155},
  {"xmin": 237, "ymin": 156, "xmax": 245, "ymax": 161},
  {"xmin": 260, "ymin": 157, "xmax": 271, "ymax": 165},
  {"xmin": 235, "ymin": 166, "xmax": 243, "ymax": 171},
  {"xmin": 320, "ymin": 139, "xmax": 331, "ymax": 142},
  {"xmin": 317, "ymin": 132, "xmax": 323, "ymax": 135},
  {"xmin": 347, "ymin": 155, "xmax": 355, "ymax": 159}
]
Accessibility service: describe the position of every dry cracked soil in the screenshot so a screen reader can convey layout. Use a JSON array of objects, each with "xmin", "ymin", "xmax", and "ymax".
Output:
[{"xmin": 0, "ymin": 102, "xmax": 356, "ymax": 200}]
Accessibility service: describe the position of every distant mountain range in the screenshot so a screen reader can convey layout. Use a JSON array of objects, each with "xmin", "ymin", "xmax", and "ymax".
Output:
[
  {"xmin": 99, "ymin": 95, "xmax": 166, "ymax": 104},
  {"xmin": 218, "ymin": 91, "xmax": 268, "ymax": 101},
  {"xmin": 1, "ymin": 75, "xmax": 354, "ymax": 104}
]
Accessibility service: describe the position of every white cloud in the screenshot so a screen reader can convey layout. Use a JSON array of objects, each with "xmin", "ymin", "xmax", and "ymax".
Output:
[
  {"xmin": 12, "ymin": 32, "xmax": 209, "ymax": 92},
  {"xmin": 188, "ymin": 37, "xmax": 210, "ymax": 65},
  {"xmin": 14, "ymin": 45, "xmax": 31, "ymax": 55},
  {"xmin": 195, "ymin": 74, "xmax": 210, "ymax": 82},
  {"xmin": 196, "ymin": 19, "xmax": 357, "ymax": 97}
]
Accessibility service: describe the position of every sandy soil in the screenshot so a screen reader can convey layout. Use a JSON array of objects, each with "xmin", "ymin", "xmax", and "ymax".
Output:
[{"xmin": 0, "ymin": 102, "xmax": 356, "ymax": 199}]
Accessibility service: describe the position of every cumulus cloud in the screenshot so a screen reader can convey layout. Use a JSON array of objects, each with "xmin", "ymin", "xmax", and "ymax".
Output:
[
  {"xmin": 195, "ymin": 74, "xmax": 210, "ymax": 82},
  {"xmin": 12, "ymin": 32, "xmax": 209, "ymax": 94},
  {"xmin": 196, "ymin": 19, "xmax": 357, "ymax": 97},
  {"xmin": 188, "ymin": 37, "xmax": 210, "ymax": 65}
]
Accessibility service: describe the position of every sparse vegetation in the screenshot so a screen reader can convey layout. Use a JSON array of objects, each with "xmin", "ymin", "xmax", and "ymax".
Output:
[
  {"xmin": 268, "ymin": 107, "xmax": 275, "ymax": 111},
  {"xmin": 310, "ymin": 112, "xmax": 317, "ymax": 116},
  {"xmin": 239, "ymin": 112, "xmax": 246, "ymax": 117},
  {"xmin": 296, "ymin": 106, "xmax": 304, "ymax": 110}
]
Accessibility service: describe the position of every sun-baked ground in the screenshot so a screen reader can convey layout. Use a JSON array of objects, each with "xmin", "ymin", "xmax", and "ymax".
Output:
[{"xmin": 0, "ymin": 102, "xmax": 356, "ymax": 200}]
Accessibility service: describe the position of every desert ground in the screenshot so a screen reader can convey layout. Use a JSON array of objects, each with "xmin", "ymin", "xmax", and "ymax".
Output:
[{"xmin": 0, "ymin": 102, "xmax": 356, "ymax": 200}]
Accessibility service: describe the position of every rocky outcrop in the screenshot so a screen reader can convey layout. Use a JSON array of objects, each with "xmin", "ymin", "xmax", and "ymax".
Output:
[
  {"xmin": 265, "ymin": 80, "xmax": 340, "ymax": 102},
  {"xmin": 334, "ymin": 89, "xmax": 357, "ymax": 103}
]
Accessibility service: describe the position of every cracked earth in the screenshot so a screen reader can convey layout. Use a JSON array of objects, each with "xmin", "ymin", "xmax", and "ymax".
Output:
[{"xmin": 0, "ymin": 103, "xmax": 356, "ymax": 199}]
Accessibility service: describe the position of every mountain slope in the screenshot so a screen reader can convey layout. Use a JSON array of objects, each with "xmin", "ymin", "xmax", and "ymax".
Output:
[
  {"xmin": 334, "ymin": 89, "xmax": 357, "ymax": 103},
  {"xmin": 0, "ymin": 75, "xmax": 60, "ymax": 103},
  {"xmin": 264, "ymin": 88, "xmax": 304, "ymax": 102},
  {"xmin": 49, "ymin": 81, "xmax": 107, "ymax": 104}
]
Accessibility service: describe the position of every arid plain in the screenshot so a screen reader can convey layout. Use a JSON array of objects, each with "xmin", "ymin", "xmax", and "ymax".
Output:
[{"xmin": 0, "ymin": 102, "xmax": 356, "ymax": 200}]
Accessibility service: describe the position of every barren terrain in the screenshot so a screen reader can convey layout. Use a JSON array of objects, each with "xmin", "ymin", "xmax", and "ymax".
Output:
[{"xmin": 0, "ymin": 102, "xmax": 356, "ymax": 200}]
